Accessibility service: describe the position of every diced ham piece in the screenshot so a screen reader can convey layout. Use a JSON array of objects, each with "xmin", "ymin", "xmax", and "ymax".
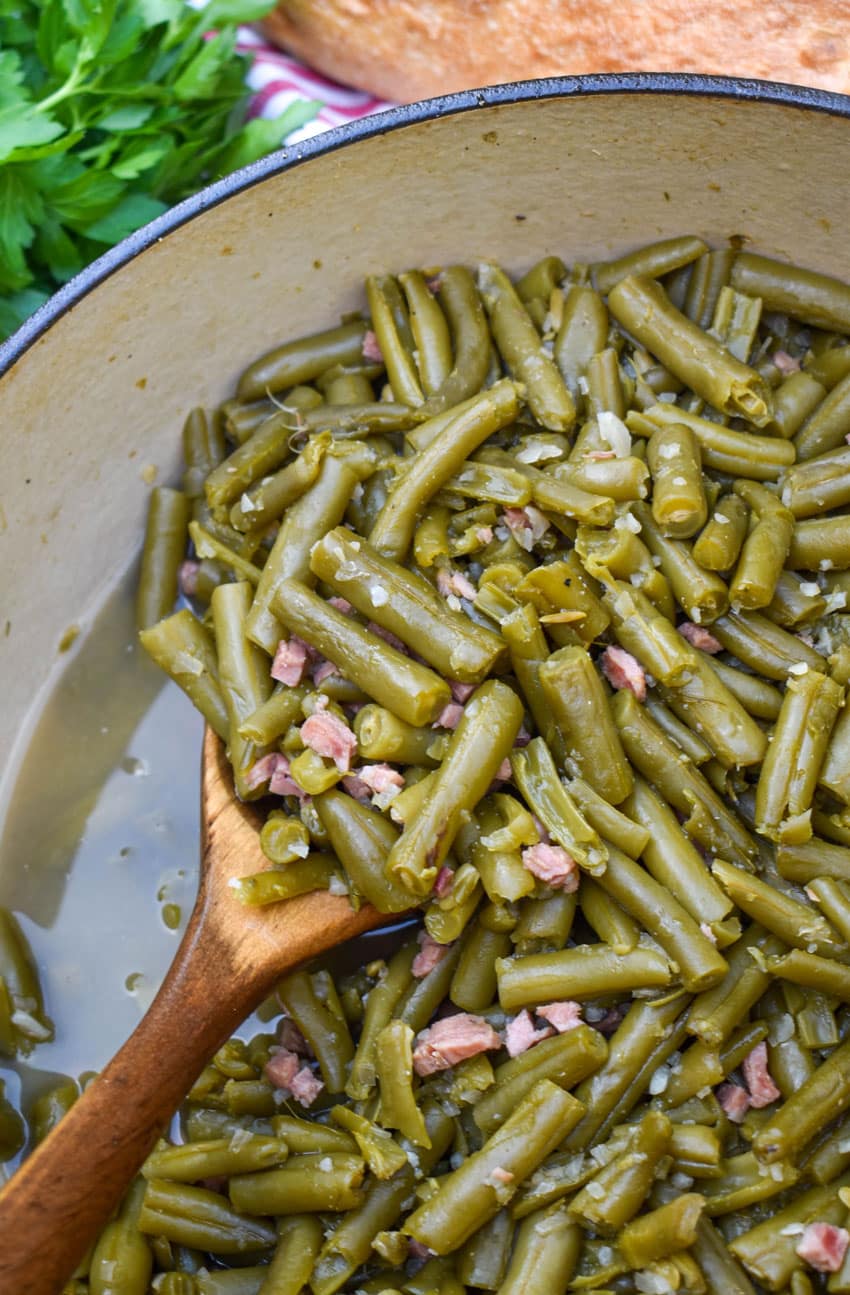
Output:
[
  {"xmin": 362, "ymin": 329, "xmax": 384, "ymax": 363},
  {"xmin": 774, "ymin": 349, "xmax": 802, "ymax": 376},
  {"xmin": 278, "ymin": 1017, "xmax": 311, "ymax": 1056},
  {"xmin": 178, "ymin": 559, "xmax": 200, "ymax": 597},
  {"xmin": 412, "ymin": 932, "xmax": 453, "ymax": 978},
  {"xmin": 434, "ymin": 701, "xmax": 464, "ymax": 729},
  {"xmin": 341, "ymin": 774, "xmax": 373, "ymax": 803},
  {"xmin": 717, "ymin": 1082, "xmax": 750, "ymax": 1124},
  {"xmin": 537, "ymin": 1001, "xmax": 583, "ymax": 1033},
  {"xmin": 584, "ymin": 448, "xmax": 618, "ymax": 460},
  {"xmin": 494, "ymin": 758, "xmax": 512, "ymax": 783},
  {"xmin": 245, "ymin": 752, "xmax": 305, "ymax": 799},
  {"xmin": 678, "ymin": 622, "xmax": 723, "ymax": 654},
  {"xmin": 328, "ymin": 596, "xmax": 353, "ymax": 615},
  {"xmin": 312, "ymin": 659, "xmax": 340, "ymax": 685},
  {"xmin": 300, "ymin": 710, "xmax": 357, "ymax": 773},
  {"xmin": 521, "ymin": 843, "xmax": 579, "ymax": 892},
  {"xmin": 412, "ymin": 1014, "xmax": 502, "ymax": 1075},
  {"xmin": 502, "ymin": 505, "xmax": 550, "ymax": 551},
  {"xmin": 796, "ymin": 1223, "xmax": 850, "ymax": 1274},
  {"xmin": 490, "ymin": 1167, "xmax": 515, "ymax": 1184},
  {"xmin": 449, "ymin": 680, "xmax": 477, "ymax": 704},
  {"xmin": 504, "ymin": 1009, "xmax": 555, "ymax": 1057},
  {"xmin": 357, "ymin": 764, "xmax": 405, "ymax": 796},
  {"xmin": 436, "ymin": 568, "xmax": 478, "ymax": 601},
  {"xmin": 742, "ymin": 1041, "xmax": 781, "ymax": 1109},
  {"xmin": 367, "ymin": 621, "xmax": 410, "ymax": 654},
  {"xmin": 288, "ymin": 1067, "xmax": 324, "ymax": 1107},
  {"xmin": 600, "ymin": 646, "xmax": 647, "ymax": 702},
  {"xmin": 271, "ymin": 637, "xmax": 310, "ymax": 686},
  {"xmin": 265, "ymin": 1047, "xmax": 300, "ymax": 1090},
  {"xmin": 433, "ymin": 866, "xmax": 455, "ymax": 898}
]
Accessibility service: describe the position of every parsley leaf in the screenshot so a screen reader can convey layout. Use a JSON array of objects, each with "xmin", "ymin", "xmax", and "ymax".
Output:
[{"xmin": 0, "ymin": 0, "xmax": 322, "ymax": 340}]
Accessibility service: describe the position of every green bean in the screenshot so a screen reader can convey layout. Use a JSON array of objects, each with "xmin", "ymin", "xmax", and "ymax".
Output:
[
  {"xmin": 704, "ymin": 653, "xmax": 782, "ymax": 721},
  {"xmin": 630, "ymin": 503, "xmax": 730, "ymax": 623},
  {"xmin": 539, "ymin": 646, "xmax": 632, "ymax": 804},
  {"xmin": 449, "ymin": 914, "xmax": 511, "ymax": 1012},
  {"xmin": 727, "ymin": 479, "xmax": 794, "ymax": 609},
  {"xmin": 322, "ymin": 370, "xmax": 375, "ymax": 405},
  {"xmin": 766, "ymin": 570, "xmax": 827, "ymax": 628},
  {"xmin": 257, "ymin": 1216, "xmax": 323, "ymax": 1295},
  {"xmin": 374, "ymin": 1019, "xmax": 430, "ymax": 1147},
  {"xmin": 90, "ymin": 1178, "xmax": 152, "ymax": 1295},
  {"xmin": 609, "ymin": 274, "xmax": 773, "ymax": 425},
  {"xmin": 585, "ymin": 346, "xmax": 626, "ymax": 419},
  {"xmin": 512, "ymin": 736, "xmax": 609, "ymax": 872},
  {"xmin": 755, "ymin": 666, "xmax": 843, "ymax": 840},
  {"xmin": 139, "ymin": 1179, "xmax": 276, "ymax": 1253},
  {"xmin": 478, "ymin": 263, "xmax": 575, "ymax": 431},
  {"xmin": 310, "ymin": 527, "xmax": 505, "ymax": 683},
  {"xmin": 730, "ymin": 1177, "xmax": 850, "ymax": 1290},
  {"xmin": 353, "ymin": 706, "xmax": 443, "ymax": 766},
  {"xmin": 267, "ymin": 1115, "xmax": 355, "ymax": 1155},
  {"xmin": 345, "ymin": 943, "xmax": 417, "ymax": 1101},
  {"xmin": 370, "ymin": 378, "xmax": 519, "ymax": 561},
  {"xmin": 712, "ymin": 859, "xmax": 842, "ymax": 957},
  {"xmin": 563, "ymin": 775, "xmax": 650, "ymax": 858},
  {"xmin": 593, "ymin": 235, "xmax": 708, "ymax": 296},
  {"xmin": 617, "ymin": 1192, "xmax": 704, "ymax": 1268},
  {"xmin": 399, "ymin": 270, "xmax": 453, "ymax": 397},
  {"xmin": 404, "ymin": 1079, "xmax": 583, "ymax": 1253},
  {"xmin": 710, "ymin": 608, "xmax": 826, "ymax": 679},
  {"xmin": 514, "ymin": 552, "xmax": 611, "ymax": 646},
  {"xmin": 768, "ymin": 949, "xmax": 850, "ymax": 1003},
  {"xmin": 553, "ymin": 452, "xmax": 650, "ymax": 502},
  {"xmin": 794, "ymin": 369, "xmax": 850, "ymax": 460},
  {"xmin": 563, "ymin": 998, "xmax": 690, "ymax": 1152},
  {"xmin": 188, "ymin": 522, "xmax": 262, "ymax": 587},
  {"xmin": 692, "ymin": 1216, "xmax": 758, "ymax": 1295},
  {"xmin": 510, "ymin": 891, "xmax": 577, "ymax": 955},
  {"xmin": 612, "ymin": 687, "xmax": 757, "ymax": 864},
  {"xmin": 182, "ymin": 406, "xmax": 226, "ymax": 499},
  {"xmin": 313, "ymin": 790, "xmax": 416, "ymax": 915},
  {"xmin": 554, "ymin": 285, "xmax": 609, "ymax": 392},
  {"xmin": 777, "ymin": 837, "xmax": 850, "ymax": 884},
  {"xmin": 443, "ymin": 457, "xmax": 531, "ymax": 506},
  {"xmin": 141, "ymin": 612, "xmax": 231, "ymax": 742},
  {"xmin": 210, "ymin": 582, "xmax": 271, "ymax": 799},
  {"xmin": 788, "ymin": 514, "xmax": 850, "ymax": 571},
  {"xmin": 497, "ymin": 944, "xmax": 671, "ymax": 1013},
  {"xmin": 807, "ymin": 346, "xmax": 850, "ymax": 389},
  {"xmin": 499, "ymin": 1203, "xmax": 581, "ymax": 1295},
  {"xmin": 781, "ymin": 443, "xmax": 850, "ymax": 521},
  {"xmin": 647, "ymin": 423, "xmax": 707, "ymax": 538},
  {"xmin": 769, "ymin": 370, "xmax": 828, "ymax": 439},
  {"xmin": 472, "ymin": 1026, "xmax": 607, "ymax": 1136},
  {"xmin": 237, "ymin": 321, "xmax": 368, "ymax": 401},
  {"xmin": 807, "ymin": 877, "xmax": 850, "ymax": 945},
  {"xmin": 239, "ymin": 685, "xmax": 308, "ymax": 746},
  {"xmin": 594, "ymin": 843, "xmax": 728, "ymax": 990},
  {"xmin": 229, "ymin": 434, "xmax": 328, "ymax": 534},
  {"xmin": 803, "ymin": 1113, "xmax": 850, "ymax": 1185},
  {"xmin": 702, "ymin": 1150, "xmax": 798, "ymax": 1216},
  {"xmin": 28, "ymin": 1079, "xmax": 77, "ymax": 1144},
  {"xmin": 229, "ymin": 854, "xmax": 338, "ymax": 906},
  {"xmin": 0, "ymin": 908, "xmax": 51, "ymax": 1056},
  {"xmin": 624, "ymin": 771, "xmax": 735, "ymax": 947},
  {"xmin": 469, "ymin": 798, "xmax": 536, "ymax": 905},
  {"xmin": 330, "ymin": 1105, "xmax": 409, "ymax": 1180},
  {"xmin": 384, "ymin": 680, "xmax": 523, "ymax": 895},
  {"xmin": 644, "ymin": 694, "xmax": 713, "ymax": 764},
  {"xmin": 271, "ymin": 579, "xmax": 451, "ymax": 728},
  {"xmin": 517, "ymin": 255, "xmax": 566, "ymax": 310},
  {"xmin": 571, "ymin": 1110, "xmax": 672, "ymax": 1234},
  {"xmin": 276, "ymin": 969, "xmax": 353, "ymax": 1096},
  {"xmin": 632, "ymin": 401, "xmax": 795, "ymax": 479},
  {"xmin": 416, "ymin": 267, "xmax": 491, "ymax": 417},
  {"xmin": 731, "ymin": 251, "xmax": 850, "ymax": 333},
  {"xmin": 246, "ymin": 452, "xmax": 360, "ymax": 653},
  {"xmin": 712, "ymin": 283, "xmax": 762, "ymax": 362},
  {"xmin": 580, "ymin": 876, "xmax": 639, "ymax": 952},
  {"xmin": 457, "ymin": 1207, "xmax": 514, "ymax": 1290},
  {"xmin": 142, "ymin": 1136, "xmax": 289, "ymax": 1182},
  {"xmin": 136, "ymin": 487, "xmax": 190, "ymax": 630},
  {"xmin": 682, "ymin": 248, "xmax": 735, "ymax": 328},
  {"xmin": 366, "ymin": 275, "xmax": 423, "ymax": 406},
  {"xmin": 395, "ymin": 939, "xmax": 464, "ymax": 1036},
  {"xmin": 687, "ymin": 924, "xmax": 784, "ymax": 1047},
  {"xmin": 478, "ymin": 446, "xmax": 616, "ymax": 525},
  {"xmin": 814, "ymin": 807, "xmax": 850, "ymax": 845},
  {"xmin": 310, "ymin": 1104, "xmax": 454, "ymax": 1295},
  {"xmin": 228, "ymin": 1152, "xmax": 365, "ymax": 1216}
]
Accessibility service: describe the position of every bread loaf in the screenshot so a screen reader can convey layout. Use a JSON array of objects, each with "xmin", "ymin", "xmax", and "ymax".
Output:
[{"xmin": 262, "ymin": 0, "xmax": 850, "ymax": 104}]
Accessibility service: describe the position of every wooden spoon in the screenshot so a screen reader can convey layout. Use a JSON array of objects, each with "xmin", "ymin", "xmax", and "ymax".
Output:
[{"xmin": 0, "ymin": 727, "xmax": 391, "ymax": 1295}]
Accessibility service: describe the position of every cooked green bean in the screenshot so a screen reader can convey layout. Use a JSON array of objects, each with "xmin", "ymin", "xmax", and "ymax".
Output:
[
  {"xmin": 727, "ymin": 479, "xmax": 795, "ymax": 609},
  {"xmin": 554, "ymin": 285, "xmax": 609, "ymax": 391},
  {"xmin": 510, "ymin": 737, "xmax": 607, "ymax": 873},
  {"xmin": 710, "ymin": 607, "xmax": 826, "ymax": 679},
  {"xmin": 143, "ymin": 1136, "xmax": 289, "ymax": 1182},
  {"xmin": 682, "ymin": 248, "xmax": 735, "ymax": 328},
  {"xmin": 580, "ymin": 875, "xmax": 639, "ymax": 952},
  {"xmin": 499, "ymin": 1203, "xmax": 581, "ymax": 1295},
  {"xmin": 472, "ymin": 1026, "xmax": 607, "ymax": 1136},
  {"xmin": 755, "ymin": 666, "xmax": 843, "ymax": 840},
  {"xmin": 632, "ymin": 401, "xmax": 795, "ymax": 480},
  {"xmin": 257, "ymin": 1215, "xmax": 323, "ymax": 1295},
  {"xmin": 731, "ymin": 251, "xmax": 850, "ymax": 333},
  {"xmin": 729, "ymin": 1175, "xmax": 850, "ymax": 1291},
  {"xmin": 228, "ymin": 1153, "xmax": 365, "ymax": 1216},
  {"xmin": 370, "ymin": 378, "xmax": 519, "ymax": 561},
  {"xmin": 629, "ymin": 503, "xmax": 730, "ymax": 623},
  {"xmin": 211, "ymin": 582, "xmax": 271, "ymax": 799},
  {"xmin": 238, "ymin": 321, "xmax": 368, "ymax": 402},
  {"xmin": 569, "ymin": 1110, "xmax": 671, "ymax": 1233},
  {"xmin": 137, "ymin": 486, "xmax": 190, "ymax": 630},
  {"xmin": 90, "ymin": 1177, "xmax": 152, "ymax": 1295},
  {"xmin": 647, "ymin": 422, "xmax": 707, "ymax": 538},
  {"xmin": 777, "ymin": 836, "xmax": 850, "ymax": 884},
  {"xmin": 276, "ymin": 969, "xmax": 353, "ymax": 1096},
  {"xmin": 497, "ymin": 944, "xmax": 671, "ymax": 1012},
  {"xmin": 687, "ymin": 924, "xmax": 784, "ymax": 1047},
  {"xmin": 415, "ymin": 266, "xmax": 491, "ymax": 417},
  {"xmin": 563, "ymin": 774, "xmax": 650, "ymax": 858},
  {"xmin": 229, "ymin": 854, "xmax": 338, "ymax": 906},
  {"xmin": 593, "ymin": 235, "xmax": 708, "ymax": 296},
  {"xmin": 787, "ymin": 514, "xmax": 850, "ymax": 571},
  {"xmin": 374, "ymin": 1020, "xmax": 430, "ymax": 1147},
  {"xmin": 229, "ymin": 434, "xmax": 327, "ymax": 534},
  {"xmin": 478, "ymin": 263, "xmax": 575, "ymax": 432},
  {"xmin": 538, "ymin": 646, "xmax": 632, "ymax": 804},
  {"xmin": 404, "ymin": 1079, "xmax": 583, "ymax": 1253},
  {"xmin": 712, "ymin": 859, "xmax": 842, "ymax": 958},
  {"xmin": 139, "ymin": 1178, "xmax": 276, "ymax": 1252},
  {"xmin": 399, "ymin": 269, "xmax": 453, "ymax": 397}
]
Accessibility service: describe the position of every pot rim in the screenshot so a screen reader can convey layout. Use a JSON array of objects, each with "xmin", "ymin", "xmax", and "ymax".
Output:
[{"xmin": 2, "ymin": 70, "xmax": 849, "ymax": 378}]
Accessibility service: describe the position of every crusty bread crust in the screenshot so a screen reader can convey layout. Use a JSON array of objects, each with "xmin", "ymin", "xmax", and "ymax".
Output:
[{"xmin": 262, "ymin": 0, "xmax": 850, "ymax": 103}]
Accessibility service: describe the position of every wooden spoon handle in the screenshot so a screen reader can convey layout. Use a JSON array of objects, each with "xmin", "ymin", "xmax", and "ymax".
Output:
[{"xmin": 0, "ymin": 911, "xmax": 264, "ymax": 1295}]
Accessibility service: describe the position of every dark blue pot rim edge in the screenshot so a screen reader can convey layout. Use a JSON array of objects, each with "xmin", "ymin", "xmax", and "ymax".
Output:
[{"xmin": 3, "ymin": 70, "xmax": 849, "ymax": 378}]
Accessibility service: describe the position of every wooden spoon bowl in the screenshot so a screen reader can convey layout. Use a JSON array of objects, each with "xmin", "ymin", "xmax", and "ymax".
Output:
[{"xmin": 0, "ymin": 727, "xmax": 390, "ymax": 1295}]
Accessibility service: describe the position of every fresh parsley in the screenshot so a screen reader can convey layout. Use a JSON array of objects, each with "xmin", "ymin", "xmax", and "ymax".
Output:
[{"xmin": 0, "ymin": 0, "xmax": 320, "ymax": 339}]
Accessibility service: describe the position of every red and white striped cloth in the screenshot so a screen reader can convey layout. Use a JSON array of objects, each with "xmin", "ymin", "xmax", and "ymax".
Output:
[{"xmin": 238, "ymin": 27, "xmax": 393, "ymax": 140}]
